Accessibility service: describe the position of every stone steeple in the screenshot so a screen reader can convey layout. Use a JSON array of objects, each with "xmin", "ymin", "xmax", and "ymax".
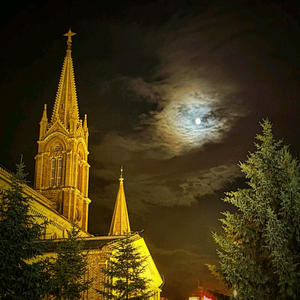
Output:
[
  {"xmin": 39, "ymin": 104, "xmax": 48, "ymax": 140},
  {"xmin": 51, "ymin": 29, "xmax": 80, "ymax": 132},
  {"xmin": 109, "ymin": 167, "xmax": 131, "ymax": 235},
  {"xmin": 34, "ymin": 30, "xmax": 90, "ymax": 231}
]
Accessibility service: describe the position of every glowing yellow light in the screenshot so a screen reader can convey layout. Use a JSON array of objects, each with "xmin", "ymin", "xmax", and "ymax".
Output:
[{"xmin": 195, "ymin": 118, "xmax": 201, "ymax": 125}]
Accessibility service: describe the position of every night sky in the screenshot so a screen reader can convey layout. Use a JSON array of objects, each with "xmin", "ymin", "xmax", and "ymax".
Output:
[{"xmin": 1, "ymin": 1, "xmax": 300, "ymax": 299}]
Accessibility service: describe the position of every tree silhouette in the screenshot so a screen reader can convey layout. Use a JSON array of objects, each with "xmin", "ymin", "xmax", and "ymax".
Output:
[
  {"xmin": 0, "ymin": 158, "xmax": 48, "ymax": 299},
  {"xmin": 47, "ymin": 223, "xmax": 92, "ymax": 300},
  {"xmin": 98, "ymin": 233, "xmax": 153, "ymax": 300},
  {"xmin": 209, "ymin": 119, "xmax": 300, "ymax": 299}
]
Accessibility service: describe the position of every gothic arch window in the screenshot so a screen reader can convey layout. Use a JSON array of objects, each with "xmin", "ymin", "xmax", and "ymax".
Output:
[
  {"xmin": 50, "ymin": 156, "xmax": 55, "ymax": 187},
  {"xmin": 50, "ymin": 153, "xmax": 64, "ymax": 188},
  {"xmin": 77, "ymin": 161, "xmax": 82, "ymax": 192},
  {"xmin": 77, "ymin": 147, "xmax": 84, "ymax": 193},
  {"xmin": 57, "ymin": 155, "xmax": 62, "ymax": 186}
]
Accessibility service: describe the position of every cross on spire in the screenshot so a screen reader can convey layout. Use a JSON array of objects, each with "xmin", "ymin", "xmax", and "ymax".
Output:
[
  {"xmin": 64, "ymin": 28, "xmax": 76, "ymax": 50},
  {"xmin": 120, "ymin": 166, "xmax": 124, "ymax": 179}
]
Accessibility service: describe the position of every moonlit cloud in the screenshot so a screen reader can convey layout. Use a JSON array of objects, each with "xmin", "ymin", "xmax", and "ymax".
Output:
[
  {"xmin": 180, "ymin": 164, "xmax": 241, "ymax": 199},
  {"xmin": 139, "ymin": 98, "xmax": 240, "ymax": 158},
  {"xmin": 90, "ymin": 158, "xmax": 240, "ymax": 213},
  {"xmin": 91, "ymin": 85, "xmax": 247, "ymax": 161},
  {"xmin": 103, "ymin": 10, "xmax": 254, "ymax": 159},
  {"xmin": 89, "ymin": 8, "xmax": 257, "ymax": 210}
]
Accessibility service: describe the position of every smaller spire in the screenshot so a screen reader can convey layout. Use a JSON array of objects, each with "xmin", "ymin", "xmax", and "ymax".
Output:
[
  {"xmin": 109, "ymin": 167, "xmax": 131, "ymax": 236},
  {"xmin": 41, "ymin": 104, "xmax": 48, "ymax": 122},
  {"xmin": 83, "ymin": 114, "xmax": 89, "ymax": 144},
  {"xmin": 39, "ymin": 104, "xmax": 48, "ymax": 140},
  {"xmin": 64, "ymin": 28, "xmax": 76, "ymax": 50},
  {"xmin": 83, "ymin": 114, "xmax": 88, "ymax": 130}
]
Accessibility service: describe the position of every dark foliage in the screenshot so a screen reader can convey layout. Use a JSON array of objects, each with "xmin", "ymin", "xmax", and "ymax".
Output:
[
  {"xmin": 98, "ymin": 232, "xmax": 153, "ymax": 300},
  {"xmin": 46, "ymin": 223, "xmax": 92, "ymax": 300},
  {"xmin": 0, "ymin": 158, "xmax": 48, "ymax": 300}
]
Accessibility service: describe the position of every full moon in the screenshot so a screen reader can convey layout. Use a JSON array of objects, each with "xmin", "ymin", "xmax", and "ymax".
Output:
[{"xmin": 195, "ymin": 118, "xmax": 201, "ymax": 125}]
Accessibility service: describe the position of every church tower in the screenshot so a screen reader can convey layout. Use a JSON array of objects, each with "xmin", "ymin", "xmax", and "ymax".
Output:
[
  {"xmin": 109, "ymin": 167, "xmax": 131, "ymax": 235},
  {"xmin": 34, "ymin": 29, "xmax": 90, "ymax": 231}
]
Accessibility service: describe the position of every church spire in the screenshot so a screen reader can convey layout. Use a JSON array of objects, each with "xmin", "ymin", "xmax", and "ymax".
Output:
[
  {"xmin": 34, "ymin": 30, "xmax": 90, "ymax": 232},
  {"xmin": 39, "ymin": 104, "xmax": 48, "ymax": 140},
  {"xmin": 51, "ymin": 29, "xmax": 79, "ymax": 129},
  {"xmin": 109, "ymin": 167, "xmax": 131, "ymax": 236}
]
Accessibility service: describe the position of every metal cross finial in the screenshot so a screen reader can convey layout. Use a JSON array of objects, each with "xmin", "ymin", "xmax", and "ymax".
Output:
[
  {"xmin": 120, "ymin": 166, "xmax": 123, "ymax": 178},
  {"xmin": 64, "ymin": 28, "xmax": 76, "ymax": 50}
]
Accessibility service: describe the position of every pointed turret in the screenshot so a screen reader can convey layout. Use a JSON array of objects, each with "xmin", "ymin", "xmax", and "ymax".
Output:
[
  {"xmin": 83, "ymin": 114, "xmax": 89, "ymax": 144},
  {"xmin": 39, "ymin": 104, "xmax": 48, "ymax": 140},
  {"xmin": 83, "ymin": 114, "xmax": 88, "ymax": 131},
  {"xmin": 51, "ymin": 29, "xmax": 79, "ymax": 129},
  {"xmin": 109, "ymin": 167, "xmax": 131, "ymax": 236}
]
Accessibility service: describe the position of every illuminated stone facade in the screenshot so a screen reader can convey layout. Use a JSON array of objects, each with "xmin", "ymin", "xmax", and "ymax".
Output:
[
  {"xmin": 0, "ymin": 166, "xmax": 87, "ymax": 239},
  {"xmin": 34, "ymin": 29, "xmax": 90, "ymax": 232},
  {"xmin": 0, "ymin": 30, "xmax": 163, "ymax": 299}
]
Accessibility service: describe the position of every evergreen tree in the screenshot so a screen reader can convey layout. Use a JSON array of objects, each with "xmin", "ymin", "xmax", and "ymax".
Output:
[
  {"xmin": 209, "ymin": 119, "xmax": 300, "ymax": 300},
  {"xmin": 0, "ymin": 158, "xmax": 48, "ymax": 299},
  {"xmin": 98, "ymin": 232, "xmax": 153, "ymax": 300},
  {"xmin": 47, "ymin": 223, "xmax": 92, "ymax": 300}
]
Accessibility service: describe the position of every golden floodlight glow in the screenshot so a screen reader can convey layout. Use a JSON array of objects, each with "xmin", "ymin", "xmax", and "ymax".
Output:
[{"xmin": 195, "ymin": 117, "xmax": 201, "ymax": 125}]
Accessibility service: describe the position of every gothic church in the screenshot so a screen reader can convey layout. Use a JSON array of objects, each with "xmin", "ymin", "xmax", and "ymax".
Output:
[{"xmin": 0, "ymin": 29, "xmax": 163, "ymax": 299}]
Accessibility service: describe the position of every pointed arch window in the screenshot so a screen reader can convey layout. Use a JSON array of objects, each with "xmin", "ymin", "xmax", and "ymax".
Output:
[
  {"xmin": 57, "ymin": 155, "xmax": 62, "ymax": 186},
  {"xmin": 77, "ymin": 161, "xmax": 82, "ymax": 192},
  {"xmin": 50, "ymin": 156, "xmax": 56, "ymax": 187},
  {"xmin": 50, "ymin": 154, "xmax": 63, "ymax": 187}
]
